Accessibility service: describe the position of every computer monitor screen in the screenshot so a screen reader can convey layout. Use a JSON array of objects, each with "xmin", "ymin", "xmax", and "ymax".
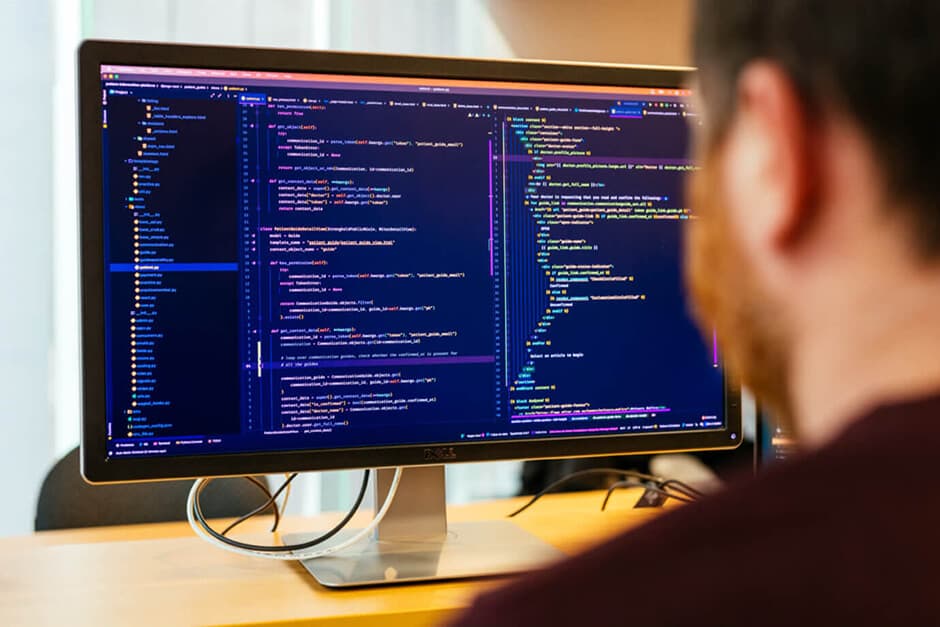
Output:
[
  {"xmin": 80, "ymin": 42, "xmax": 740, "ymax": 482},
  {"xmin": 759, "ymin": 412, "xmax": 797, "ymax": 466}
]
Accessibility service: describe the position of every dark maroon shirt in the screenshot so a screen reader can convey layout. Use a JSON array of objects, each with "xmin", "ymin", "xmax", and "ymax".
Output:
[{"xmin": 449, "ymin": 393, "xmax": 940, "ymax": 626}]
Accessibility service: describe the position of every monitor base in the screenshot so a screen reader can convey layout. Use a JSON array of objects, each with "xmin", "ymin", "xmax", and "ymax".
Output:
[{"xmin": 288, "ymin": 519, "xmax": 563, "ymax": 588}]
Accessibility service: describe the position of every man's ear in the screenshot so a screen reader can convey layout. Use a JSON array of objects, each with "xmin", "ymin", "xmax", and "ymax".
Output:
[{"xmin": 726, "ymin": 61, "xmax": 817, "ymax": 252}]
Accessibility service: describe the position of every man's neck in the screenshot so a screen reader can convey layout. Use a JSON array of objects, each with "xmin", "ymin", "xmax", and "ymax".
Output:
[{"xmin": 791, "ymin": 267, "xmax": 940, "ymax": 449}]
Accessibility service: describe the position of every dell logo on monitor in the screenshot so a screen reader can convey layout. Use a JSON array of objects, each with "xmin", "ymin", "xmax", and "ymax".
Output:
[{"xmin": 424, "ymin": 447, "xmax": 457, "ymax": 461}]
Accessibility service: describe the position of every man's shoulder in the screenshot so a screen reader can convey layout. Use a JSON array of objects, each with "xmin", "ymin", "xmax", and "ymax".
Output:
[{"xmin": 450, "ymin": 397, "xmax": 940, "ymax": 627}]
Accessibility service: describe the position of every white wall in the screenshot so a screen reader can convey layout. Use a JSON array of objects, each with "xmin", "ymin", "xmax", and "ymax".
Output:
[
  {"xmin": 89, "ymin": 0, "xmax": 330, "ymax": 48},
  {"xmin": 51, "ymin": 0, "xmax": 81, "ymax": 460},
  {"xmin": 483, "ymin": 0, "xmax": 693, "ymax": 66},
  {"xmin": 0, "ymin": 0, "xmax": 56, "ymax": 536},
  {"xmin": 330, "ymin": 0, "xmax": 512, "ymax": 59}
]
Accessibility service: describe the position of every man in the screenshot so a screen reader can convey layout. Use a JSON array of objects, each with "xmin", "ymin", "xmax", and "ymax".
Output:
[{"xmin": 450, "ymin": 1, "xmax": 940, "ymax": 624}]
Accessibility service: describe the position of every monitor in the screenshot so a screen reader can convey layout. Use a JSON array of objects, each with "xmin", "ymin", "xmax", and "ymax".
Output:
[
  {"xmin": 758, "ymin": 410, "xmax": 796, "ymax": 466},
  {"xmin": 79, "ymin": 40, "xmax": 741, "ymax": 586}
]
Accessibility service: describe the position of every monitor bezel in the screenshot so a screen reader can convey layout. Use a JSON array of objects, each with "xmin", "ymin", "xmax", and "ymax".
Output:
[{"xmin": 79, "ymin": 39, "xmax": 741, "ymax": 483}]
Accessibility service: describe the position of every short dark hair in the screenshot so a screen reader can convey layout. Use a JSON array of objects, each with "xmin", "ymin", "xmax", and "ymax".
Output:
[{"xmin": 693, "ymin": 0, "xmax": 940, "ymax": 255}]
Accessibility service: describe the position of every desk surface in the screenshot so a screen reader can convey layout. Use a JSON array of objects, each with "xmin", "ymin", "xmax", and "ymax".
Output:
[{"xmin": 0, "ymin": 488, "xmax": 670, "ymax": 627}]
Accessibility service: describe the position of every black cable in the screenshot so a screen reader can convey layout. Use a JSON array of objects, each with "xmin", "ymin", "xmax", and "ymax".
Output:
[
  {"xmin": 659, "ymin": 478, "xmax": 706, "ymax": 499},
  {"xmin": 229, "ymin": 474, "xmax": 293, "ymax": 535},
  {"xmin": 599, "ymin": 479, "xmax": 645, "ymax": 510},
  {"xmin": 600, "ymin": 479, "xmax": 696, "ymax": 511},
  {"xmin": 643, "ymin": 484, "xmax": 696, "ymax": 504},
  {"xmin": 192, "ymin": 469, "xmax": 370, "ymax": 553},
  {"xmin": 270, "ymin": 475, "xmax": 293, "ymax": 533},
  {"xmin": 508, "ymin": 468, "xmax": 661, "ymax": 518},
  {"xmin": 222, "ymin": 473, "xmax": 297, "ymax": 537},
  {"xmin": 247, "ymin": 475, "xmax": 282, "ymax": 532}
]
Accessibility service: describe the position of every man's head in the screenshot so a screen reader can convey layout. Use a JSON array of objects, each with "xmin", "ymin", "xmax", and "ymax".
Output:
[{"xmin": 685, "ymin": 1, "xmax": 940, "ymax": 436}]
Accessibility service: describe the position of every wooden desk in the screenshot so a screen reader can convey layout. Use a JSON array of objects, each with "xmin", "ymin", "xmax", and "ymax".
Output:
[{"xmin": 0, "ymin": 488, "xmax": 669, "ymax": 627}]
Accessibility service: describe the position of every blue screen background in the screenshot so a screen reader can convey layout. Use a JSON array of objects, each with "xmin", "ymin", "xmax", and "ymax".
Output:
[{"xmin": 99, "ymin": 67, "xmax": 725, "ymax": 459}]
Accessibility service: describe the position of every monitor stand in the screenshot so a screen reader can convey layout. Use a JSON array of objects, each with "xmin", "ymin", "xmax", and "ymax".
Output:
[{"xmin": 288, "ymin": 465, "xmax": 564, "ymax": 588}]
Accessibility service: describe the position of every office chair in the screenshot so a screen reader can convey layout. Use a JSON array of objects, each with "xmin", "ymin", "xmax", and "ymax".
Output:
[{"xmin": 35, "ymin": 447, "xmax": 273, "ymax": 531}]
